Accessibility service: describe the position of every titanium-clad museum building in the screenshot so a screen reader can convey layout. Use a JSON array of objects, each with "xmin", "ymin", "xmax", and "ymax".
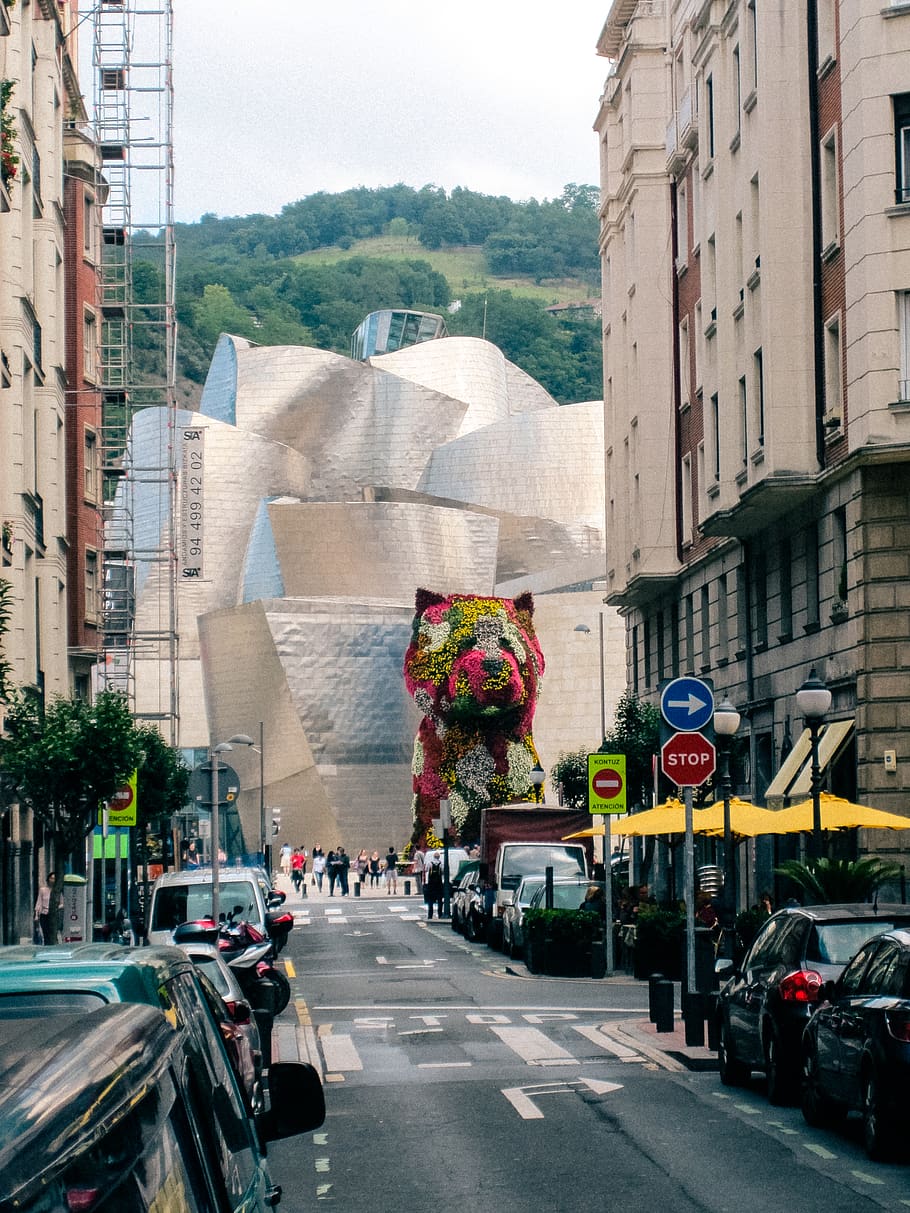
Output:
[{"xmin": 127, "ymin": 325, "xmax": 623, "ymax": 850}]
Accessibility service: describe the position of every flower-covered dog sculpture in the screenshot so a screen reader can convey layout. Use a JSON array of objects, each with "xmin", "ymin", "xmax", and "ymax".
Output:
[{"xmin": 404, "ymin": 589, "xmax": 545, "ymax": 843}]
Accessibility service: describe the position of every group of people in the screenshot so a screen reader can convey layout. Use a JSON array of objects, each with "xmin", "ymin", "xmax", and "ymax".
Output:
[{"xmin": 278, "ymin": 842, "xmax": 402, "ymax": 896}]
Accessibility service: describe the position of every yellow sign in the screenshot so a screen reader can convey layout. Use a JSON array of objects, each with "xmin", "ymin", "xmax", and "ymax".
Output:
[
  {"xmin": 588, "ymin": 753, "xmax": 627, "ymax": 814},
  {"xmin": 102, "ymin": 770, "xmax": 138, "ymax": 827}
]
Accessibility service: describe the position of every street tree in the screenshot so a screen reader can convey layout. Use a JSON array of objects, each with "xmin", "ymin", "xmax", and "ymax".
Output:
[
  {"xmin": 0, "ymin": 690, "xmax": 145, "ymax": 871},
  {"xmin": 549, "ymin": 750, "xmax": 589, "ymax": 809}
]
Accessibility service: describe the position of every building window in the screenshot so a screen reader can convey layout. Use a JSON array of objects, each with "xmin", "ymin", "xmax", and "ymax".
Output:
[
  {"xmin": 670, "ymin": 603, "xmax": 680, "ymax": 679},
  {"xmin": 821, "ymin": 127, "xmax": 839, "ymax": 253},
  {"xmin": 84, "ymin": 429, "xmax": 99, "ymax": 502},
  {"xmin": 806, "ymin": 525, "xmax": 821, "ymax": 627},
  {"xmin": 898, "ymin": 290, "xmax": 910, "ymax": 402},
  {"xmin": 754, "ymin": 348, "xmax": 765, "ymax": 446},
  {"xmin": 779, "ymin": 537, "xmax": 793, "ymax": 638},
  {"xmin": 752, "ymin": 549, "xmax": 768, "ymax": 648},
  {"xmin": 736, "ymin": 565, "xmax": 748, "ymax": 658},
  {"xmin": 685, "ymin": 594, "xmax": 695, "ymax": 674},
  {"xmin": 83, "ymin": 308, "xmax": 98, "ymax": 382},
  {"xmin": 717, "ymin": 572, "xmax": 729, "ymax": 662},
  {"xmin": 817, "ymin": 0, "xmax": 836, "ymax": 67},
  {"xmin": 739, "ymin": 375, "xmax": 748, "ymax": 464},
  {"xmin": 631, "ymin": 624, "xmax": 639, "ymax": 694},
  {"xmin": 681, "ymin": 453, "xmax": 693, "ymax": 543},
  {"xmin": 677, "ymin": 180, "xmax": 689, "ymax": 266},
  {"xmin": 679, "ymin": 317, "xmax": 691, "ymax": 408},
  {"xmin": 85, "ymin": 549, "xmax": 99, "ymax": 621},
  {"xmin": 711, "ymin": 392, "xmax": 720, "ymax": 482},
  {"xmin": 705, "ymin": 74, "xmax": 715, "ymax": 159},
  {"xmin": 834, "ymin": 506, "xmax": 848, "ymax": 603},
  {"xmin": 894, "ymin": 94, "xmax": 910, "ymax": 205},
  {"xmin": 824, "ymin": 313, "xmax": 842, "ymax": 420},
  {"xmin": 643, "ymin": 617, "xmax": 652, "ymax": 689},
  {"xmin": 83, "ymin": 192, "xmax": 94, "ymax": 257},
  {"xmin": 732, "ymin": 45, "xmax": 741, "ymax": 137},
  {"xmin": 656, "ymin": 610, "xmax": 666, "ymax": 683},
  {"xmin": 748, "ymin": 0, "xmax": 758, "ymax": 92},
  {"xmin": 700, "ymin": 584, "xmax": 711, "ymax": 671}
]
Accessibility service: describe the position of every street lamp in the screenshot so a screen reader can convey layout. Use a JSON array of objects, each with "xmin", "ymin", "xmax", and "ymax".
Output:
[
  {"xmin": 530, "ymin": 762, "xmax": 545, "ymax": 804},
  {"xmin": 439, "ymin": 797, "xmax": 451, "ymax": 918},
  {"xmin": 713, "ymin": 697, "xmax": 741, "ymax": 951},
  {"xmin": 209, "ymin": 741, "xmax": 234, "ymax": 924},
  {"xmin": 795, "ymin": 669, "xmax": 832, "ymax": 858}
]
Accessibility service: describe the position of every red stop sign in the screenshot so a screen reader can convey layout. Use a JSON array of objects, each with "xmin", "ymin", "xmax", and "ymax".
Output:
[{"xmin": 660, "ymin": 732, "xmax": 716, "ymax": 786}]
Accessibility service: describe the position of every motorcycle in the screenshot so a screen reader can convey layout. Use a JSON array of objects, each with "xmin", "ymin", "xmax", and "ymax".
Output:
[{"xmin": 173, "ymin": 907, "xmax": 292, "ymax": 1015}]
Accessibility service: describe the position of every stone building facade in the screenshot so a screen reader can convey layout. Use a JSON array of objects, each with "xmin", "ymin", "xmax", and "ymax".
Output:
[{"xmin": 595, "ymin": 0, "xmax": 910, "ymax": 896}]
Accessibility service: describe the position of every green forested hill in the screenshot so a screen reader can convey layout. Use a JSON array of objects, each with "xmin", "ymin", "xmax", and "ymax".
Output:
[{"xmin": 154, "ymin": 183, "xmax": 603, "ymax": 404}]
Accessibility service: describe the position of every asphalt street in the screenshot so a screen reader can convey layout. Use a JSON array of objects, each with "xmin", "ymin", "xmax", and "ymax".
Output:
[{"xmin": 265, "ymin": 878, "xmax": 910, "ymax": 1212}]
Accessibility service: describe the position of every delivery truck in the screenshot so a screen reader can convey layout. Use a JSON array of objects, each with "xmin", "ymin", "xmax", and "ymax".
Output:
[{"xmin": 478, "ymin": 804, "xmax": 593, "ymax": 949}]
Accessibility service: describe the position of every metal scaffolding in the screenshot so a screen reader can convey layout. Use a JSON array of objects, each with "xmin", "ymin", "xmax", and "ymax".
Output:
[{"xmin": 89, "ymin": 0, "xmax": 178, "ymax": 741}]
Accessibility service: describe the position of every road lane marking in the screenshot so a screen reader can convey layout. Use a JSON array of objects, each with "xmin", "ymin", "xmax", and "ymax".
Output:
[
  {"xmin": 489, "ymin": 1025, "xmax": 577, "ymax": 1065},
  {"xmin": 573, "ymin": 1024, "xmax": 644, "ymax": 1062},
  {"xmin": 319, "ymin": 1032, "xmax": 363, "ymax": 1072},
  {"xmin": 803, "ymin": 1143, "xmax": 837, "ymax": 1159},
  {"xmin": 502, "ymin": 1077, "xmax": 623, "ymax": 1120},
  {"xmin": 284, "ymin": 959, "xmax": 296, "ymax": 978},
  {"xmin": 417, "ymin": 1061, "xmax": 472, "ymax": 1068},
  {"xmin": 850, "ymin": 1171, "xmax": 886, "ymax": 1186}
]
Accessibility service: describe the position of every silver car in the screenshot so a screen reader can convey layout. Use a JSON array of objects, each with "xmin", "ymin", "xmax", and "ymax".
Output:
[{"xmin": 501, "ymin": 876, "xmax": 547, "ymax": 959}]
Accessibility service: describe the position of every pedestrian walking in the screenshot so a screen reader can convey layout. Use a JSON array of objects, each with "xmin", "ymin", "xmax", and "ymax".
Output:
[
  {"xmin": 279, "ymin": 842, "xmax": 293, "ymax": 878},
  {"xmin": 312, "ymin": 847, "xmax": 326, "ymax": 892},
  {"xmin": 369, "ymin": 851, "xmax": 381, "ymax": 887},
  {"xmin": 385, "ymin": 846, "xmax": 398, "ymax": 894},
  {"xmin": 291, "ymin": 847, "xmax": 305, "ymax": 893},
  {"xmin": 354, "ymin": 849, "xmax": 369, "ymax": 890},
  {"xmin": 410, "ymin": 847, "xmax": 425, "ymax": 894},
  {"xmin": 326, "ymin": 849, "xmax": 338, "ymax": 896},
  {"xmin": 424, "ymin": 857, "xmax": 444, "ymax": 919},
  {"xmin": 34, "ymin": 872, "xmax": 59, "ymax": 945}
]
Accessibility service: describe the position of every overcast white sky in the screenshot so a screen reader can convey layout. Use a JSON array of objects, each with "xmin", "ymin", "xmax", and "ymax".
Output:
[{"xmin": 172, "ymin": 3, "xmax": 609, "ymax": 223}]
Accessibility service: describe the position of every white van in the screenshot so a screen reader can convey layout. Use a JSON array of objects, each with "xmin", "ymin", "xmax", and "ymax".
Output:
[{"xmin": 147, "ymin": 866, "xmax": 279, "ymax": 945}]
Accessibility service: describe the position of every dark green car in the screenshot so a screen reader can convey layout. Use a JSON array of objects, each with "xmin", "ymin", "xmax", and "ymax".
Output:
[{"xmin": 0, "ymin": 944, "xmax": 324, "ymax": 1212}]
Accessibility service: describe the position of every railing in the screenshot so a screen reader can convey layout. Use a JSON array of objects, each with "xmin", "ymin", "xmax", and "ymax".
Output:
[{"xmin": 899, "ymin": 379, "xmax": 910, "ymax": 403}]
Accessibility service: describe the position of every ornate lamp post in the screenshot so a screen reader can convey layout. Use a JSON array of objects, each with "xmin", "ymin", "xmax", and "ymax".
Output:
[
  {"xmin": 795, "ymin": 669, "xmax": 832, "ymax": 858},
  {"xmin": 713, "ymin": 697, "xmax": 741, "ymax": 951},
  {"xmin": 209, "ymin": 741, "xmax": 234, "ymax": 924},
  {"xmin": 530, "ymin": 762, "xmax": 545, "ymax": 804}
]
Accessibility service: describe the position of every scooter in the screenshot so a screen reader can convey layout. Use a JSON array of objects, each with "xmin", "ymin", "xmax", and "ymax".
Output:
[{"xmin": 174, "ymin": 909, "xmax": 292, "ymax": 1015}]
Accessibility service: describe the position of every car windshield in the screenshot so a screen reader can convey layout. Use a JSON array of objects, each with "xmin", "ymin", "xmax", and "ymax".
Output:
[
  {"xmin": 500, "ymin": 846, "xmax": 586, "ymax": 890},
  {"xmin": 152, "ymin": 880, "xmax": 258, "ymax": 932},
  {"xmin": 186, "ymin": 952, "xmax": 231, "ymax": 996},
  {"xmin": 807, "ymin": 920, "xmax": 903, "ymax": 966},
  {"xmin": 531, "ymin": 882, "xmax": 599, "ymax": 911},
  {"xmin": 517, "ymin": 880, "xmax": 546, "ymax": 906}
]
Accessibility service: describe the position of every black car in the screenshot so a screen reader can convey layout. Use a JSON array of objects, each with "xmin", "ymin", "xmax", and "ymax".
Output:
[
  {"xmin": 716, "ymin": 903, "xmax": 910, "ymax": 1104},
  {"xmin": 801, "ymin": 928, "xmax": 910, "ymax": 1160}
]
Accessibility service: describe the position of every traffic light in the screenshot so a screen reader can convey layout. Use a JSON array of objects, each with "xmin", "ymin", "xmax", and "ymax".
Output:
[{"xmin": 271, "ymin": 808, "xmax": 281, "ymax": 837}]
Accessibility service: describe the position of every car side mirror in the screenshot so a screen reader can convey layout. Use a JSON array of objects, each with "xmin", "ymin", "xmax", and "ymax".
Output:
[
  {"xmin": 230, "ymin": 999, "xmax": 252, "ymax": 1025},
  {"xmin": 715, "ymin": 957, "xmax": 737, "ymax": 981},
  {"xmin": 258, "ymin": 1062, "xmax": 325, "ymax": 1141},
  {"xmin": 267, "ymin": 891, "xmax": 286, "ymax": 907}
]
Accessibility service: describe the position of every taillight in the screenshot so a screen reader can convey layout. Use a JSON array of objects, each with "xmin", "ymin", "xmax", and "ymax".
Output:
[
  {"xmin": 225, "ymin": 999, "xmax": 251, "ymax": 1024},
  {"xmin": 67, "ymin": 1190, "xmax": 101, "ymax": 1212},
  {"xmin": 778, "ymin": 969, "xmax": 824, "ymax": 1003},
  {"xmin": 885, "ymin": 1010, "xmax": 910, "ymax": 1042}
]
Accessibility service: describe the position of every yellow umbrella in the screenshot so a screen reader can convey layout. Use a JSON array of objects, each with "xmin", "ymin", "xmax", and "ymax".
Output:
[
  {"xmin": 694, "ymin": 798, "xmax": 791, "ymax": 838},
  {"xmin": 562, "ymin": 825, "xmax": 605, "ymax": 839},
  {"xmin": 611, "ymin": 799, "xmax": 686, "ymax": 836},
  {"xmin": 770, "ymin": 792, "xmax": 910, "ymax": 833}
]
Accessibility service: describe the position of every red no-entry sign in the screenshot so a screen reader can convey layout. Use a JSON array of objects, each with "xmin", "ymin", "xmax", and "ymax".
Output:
[{"xmin": 661, "ymin": 732, "xmax": 716, "ymax": 787}]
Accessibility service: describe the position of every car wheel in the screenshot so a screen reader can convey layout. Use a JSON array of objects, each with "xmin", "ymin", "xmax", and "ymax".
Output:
[
  {"xmin": 764, "ymin": 1026, "xmax": 796, "ymax": 1106},
  {"xmin": 450, "ymin": 910, "xmax": 460, "ymax": 933},
  {"xmin": 800, "ymin": 1043, "xmax": 844, "ymax": 1128},
  {"xmin": 269, "ymin": 969, "xmax": 291, "ymax": 1016},
  {"xmin": 465, "ymin": 912, "xmax": 477, "ymax": 942},
  {"xmin": 718, "ymin": 1020, "xmax": 750, "ymax": 1087},
  {"xmin": 862, "ymin": 1067, "xmax": 901, "ymax": 1162}
]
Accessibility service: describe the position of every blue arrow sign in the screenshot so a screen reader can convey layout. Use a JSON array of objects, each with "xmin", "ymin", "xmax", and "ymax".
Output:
[{"xmin": 660, "ymin": 676, "xmax": 715, "ymax": 732}]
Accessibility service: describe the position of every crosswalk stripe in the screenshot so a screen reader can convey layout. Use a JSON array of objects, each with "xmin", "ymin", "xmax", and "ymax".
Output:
[{"xmin": 489, "ymin": 1025, "xmax": 577, "ymax": 1065}]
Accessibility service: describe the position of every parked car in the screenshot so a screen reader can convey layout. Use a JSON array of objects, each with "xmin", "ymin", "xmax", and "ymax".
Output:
[
  {"xmin": 526, "ymin": 878, "xmax": 606, "ymax": 913},
  {"xmin": 801, "ymin": 928, "xmax": 910, "ymax": 1160},
  {"xmin": 715, "ymin": 903, "xmax": 910, "ymax": 1104},
  {"xmin": 501, "ymin": 876, "xmax": 547, "ymax": 958},
  {"xmin": 147, "ymin": 865, "xmax": 276, "ymax": 945},
  {"xmin": 176, "ymin": 937, "xmax": 265, "ymax": 1112},
  {"xmin": 450, "ymin": 869, "xmax": 482, "ymax": 935},
  {"xmin": 0, "ymin": 996, "xmax": 322, "ymax": 1213}
]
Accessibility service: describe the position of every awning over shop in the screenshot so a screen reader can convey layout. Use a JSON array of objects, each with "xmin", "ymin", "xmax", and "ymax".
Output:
[{"xmin": 763, "ymin": 719, "xmax": 854, "ymax": 804}]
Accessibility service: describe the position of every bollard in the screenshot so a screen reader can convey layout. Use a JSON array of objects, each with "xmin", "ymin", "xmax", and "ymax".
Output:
[
  {"xmin": 354, "ymin": 881, "xmax": 361, "ymax": 897},
  {"xmin": 404, "ymin": 879, "xmax": 411, "ymax": 896},
  {"xmin": 648, "ymin": 973, "xmax": 666, "ymax": 1024},
  {"xmin": 301, "ymin": 880, "xmax": 307, "ymax": 898},
  {"xmin": 653, "ymin": 978, "xmax": 674, "ymax": 1033}
]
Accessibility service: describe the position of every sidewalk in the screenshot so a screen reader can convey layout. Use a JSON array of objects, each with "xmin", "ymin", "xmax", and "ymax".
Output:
[{"xmin": 272, "ymin": 871, "xmax": 422, "ymax": 903}]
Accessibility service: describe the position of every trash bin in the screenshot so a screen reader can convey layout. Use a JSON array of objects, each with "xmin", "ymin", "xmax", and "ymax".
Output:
[{"xmin": 354, "ymin": 881, "xmax": 361, "ymax": 897}]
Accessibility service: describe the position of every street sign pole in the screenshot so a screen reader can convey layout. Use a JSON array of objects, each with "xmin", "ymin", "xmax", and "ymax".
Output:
[
  {"xmin": 603, "ymin": 812, "xmax": 614, "ymax": 976},
  {"xmin": 684, "ymin": 786, "xmax": 695, "ymax": 997}
]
